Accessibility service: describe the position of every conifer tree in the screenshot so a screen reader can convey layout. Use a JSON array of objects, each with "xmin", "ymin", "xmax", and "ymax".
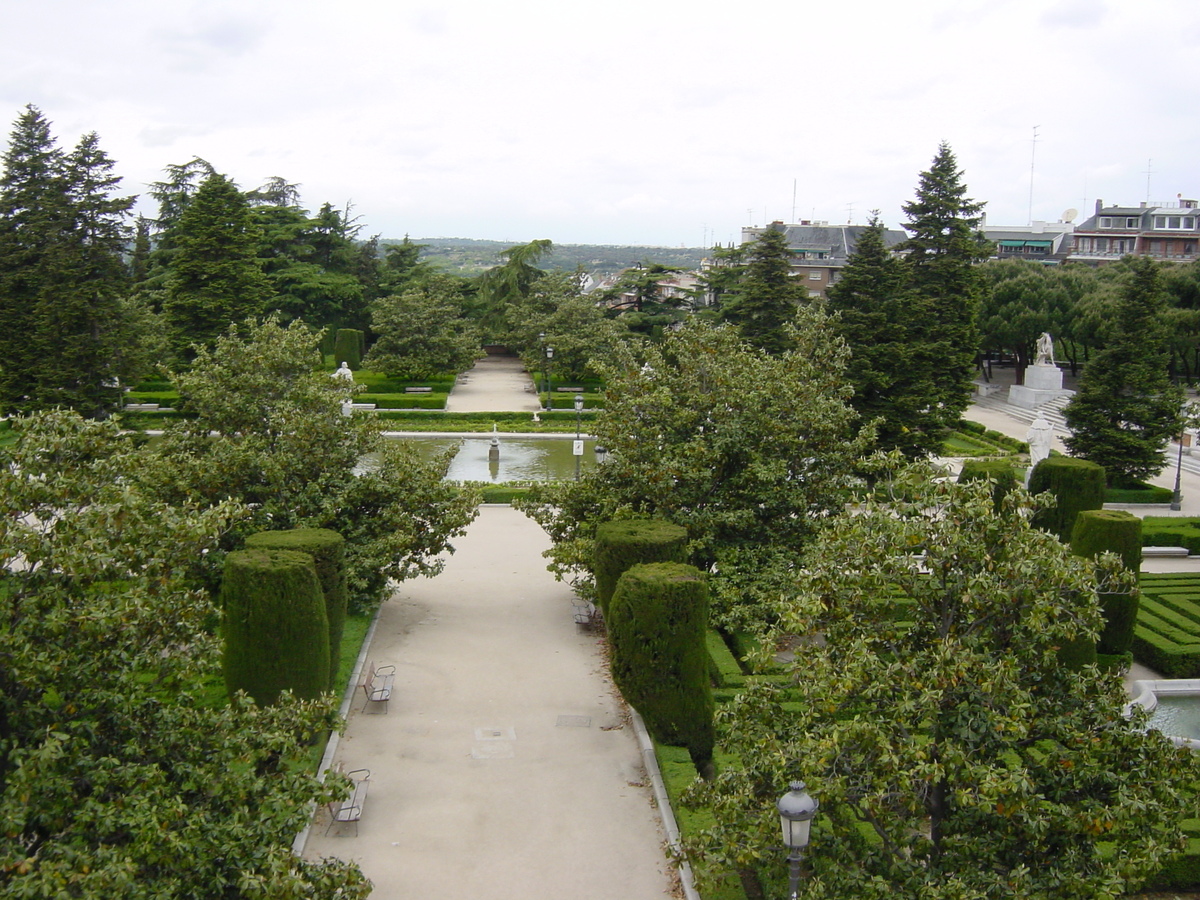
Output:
[
  {"xmin": 1064, "ymin": 256, "xmax": 1184, "ymax": 484},
  {"xmin": 162, "ymin": 172, "xmax": 274, "ymax": 358},
  {"xmin": 0, "ymin": 106, "xmax": 135, "ymax": 415},
  {"xmin": 721, "ymin": 225, "xmax": 803, "ymax": 354},
  {"xmin": 898, "ymin": 143, "xmax": 993, "ymax": 439},
  {"xmin": 827, "ymin": 214, "xmax": 934, "ymax": 454}
]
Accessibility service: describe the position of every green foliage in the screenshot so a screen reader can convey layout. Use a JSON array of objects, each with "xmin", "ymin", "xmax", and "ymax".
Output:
[
  {"xmin": 1104, "ymin": 481, "xmax": 1174, "ymax": 503},
  {"xmin": 142, "ymin": 316, "xmax": 480, "ymax": 612},
  {"xmin": 221, "ymin": 548, "xmax": 330, "ymax": 705},
  {"xmin": 474, "ymin": 238, "xmax": 553, "ymax": 339},
  {"xmin": 366, "ymin": 275, "xmax": 482, "ymax": 379},
  {"xmin": 1068, "ymin": 508, "xmax": 1141, "ymax": 662},
  {"xmin": 246, "ymin": 528, "xmax": 347, "ymax": 689},
  {"xmin": 0, "ymin": 105, "xmax": 142, "ymax": 415},
  {"xmin": 333, "ymin": 327, "xmax": 363, "ymax": 369},
  {"xmin": 0, "ymin": 409, "xmax": 369, "ymax": 896},
  {"xmin": 956, "ymin": 458, "xmax": 1018, "ymax": 511},
  {"xmin": 720, "ymin": 226, "xmax": 804, "ymax": 354},
  {"xmin": 1142, "ymin": 516, "xmax": 1200, "ymax": 554},
  {"xmin": 1028, "ymin": 455, "xmax": 1107, "ymax": 541},
  {"xmin": 1064, "ymin": 256, "xmax": 1185, "ymax": 483},
  {"xmin": 1134, "ymin": 573, "xmax": 1200, "ymax": 677},
  {"xmin": 517, "ymin": 315, "xmax": 869, "ymax": 631},
  {"xmin": 609, "ymin": 562, "xmax": 715, "ymax": 768},
  {"xmin": 162, "ymin": 173, "xmax": 274, "ymax": 359},
  {"xmin": 593, "ymin": 518, "xmax": 688, "ymax": 615},
  {"xmin": 687, "ymin": 459, "xmax": 1195, "ymax": 899}
]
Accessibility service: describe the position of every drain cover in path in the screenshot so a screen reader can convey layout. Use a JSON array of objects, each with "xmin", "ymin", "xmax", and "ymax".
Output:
[{"xmin": 556, "ymin": 715, "xmax": 592, "ymax": 727}]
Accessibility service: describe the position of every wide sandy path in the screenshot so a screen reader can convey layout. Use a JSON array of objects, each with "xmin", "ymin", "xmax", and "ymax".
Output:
[{"xmin": 445, "ymin": 355, "xmax": 541, "ymax": 412}]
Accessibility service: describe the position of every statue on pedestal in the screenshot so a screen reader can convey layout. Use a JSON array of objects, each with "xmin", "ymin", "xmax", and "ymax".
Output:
[
  {"xmin": 1034, "ymin": 333, "xmax": 1055, "ymax": 367},
  {"xmin": 1025, "ymin": 415, "xmax": 1054, "ymax": 486}
]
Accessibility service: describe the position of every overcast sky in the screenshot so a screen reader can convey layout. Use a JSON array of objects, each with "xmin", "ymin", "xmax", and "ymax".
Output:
[{"xmin": 3, "ymin": 0, "xmax": 1198, "ymax": 247}]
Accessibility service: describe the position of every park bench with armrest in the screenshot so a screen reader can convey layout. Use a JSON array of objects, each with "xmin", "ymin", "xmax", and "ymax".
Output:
[
  {"xmin": 325, "ymin": 767, "xmax": 370, "ymax": 836},
  {"xmin": 361, "ymin": 661, "xmax": 395, "ymax": 713}
]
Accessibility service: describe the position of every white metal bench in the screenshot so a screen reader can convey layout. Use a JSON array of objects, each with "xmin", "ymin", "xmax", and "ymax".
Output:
[
  {"xmin": 361, "ymin": 661, "xmax": 395, "ymax": 713},
  {"xmin": 572, "ymin": 599, "xmax": 595, "ymax": 628},
  {"xmin": 325, "ymin": 768, "xmax": 370, "ymax": 836}
]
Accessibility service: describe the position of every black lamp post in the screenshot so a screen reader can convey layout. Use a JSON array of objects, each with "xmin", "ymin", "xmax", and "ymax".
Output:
[
  {"xmin": 777, "ymin": 781, "xmax": 818, "ymax": 900},
  {"xmin": 544, "ymin": 346, "xmax": 554, "ymax": 411},
  {"xmin": 1173, "ymin": 431, "xmax": 1185, "ymax": 511},
  {"xmin": 573, "ymin": 392, "xmax": 584, "ymax": 480}
]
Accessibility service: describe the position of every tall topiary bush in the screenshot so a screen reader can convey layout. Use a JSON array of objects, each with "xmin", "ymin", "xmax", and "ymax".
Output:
[
  {"xmin": 957, "ymin": 459, "xmax": 1018, "ymax": 512},
  {"xmin": 245, "ymin": 528, "xmax": 347, "ymax": 690},
  {"xmin": 594, "ymin": 519, "xmax": 688, "ymax": 616},
  {"xmin": 221, "ymin": 548, "xmax": 330, "ymax": 705},
  {"xmin": 333, "ymin": 328, "xmax": 363, "ymax": 370},
  {"xmin": 608, "ymin": 562, "xmax": 714, "ymax": 772},
  {"xmin": 1071, "ymin": 509, "xmax": 1142, "ymax": 657},
  {"xmin": 1028, "ymin": 456, "xmax": 1106, "ymax": 541}
]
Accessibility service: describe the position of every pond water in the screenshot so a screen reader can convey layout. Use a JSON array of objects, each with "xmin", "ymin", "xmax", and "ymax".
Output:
[
  {"xmin": 389, "ymin": 435, "xmax": 602, "ymax": 483},
  {"xmin": 1147, "ymin": 695, "xmax": 1200, "ymax": 742}
]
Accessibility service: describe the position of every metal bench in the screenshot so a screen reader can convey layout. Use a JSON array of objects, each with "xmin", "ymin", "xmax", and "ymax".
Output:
[
  {"xmin": 572, "ymin": 598, "xmax": 596, "ymax": 628},
  {"xmin": 325, "ymin": 768, "xmax": 370, "ymax": 836},
  {"xmin": 404, "ymin": 386, "xmax": 433, "ymax": 393},
  {"xmin": 361, "ymin": 661, "xmax": 395, "ymax": 713}
]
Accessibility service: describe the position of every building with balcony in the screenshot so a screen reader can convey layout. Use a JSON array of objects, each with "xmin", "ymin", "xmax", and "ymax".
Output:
[
  {"xmin": 1069, "ymin": 198, "xmax": 1199, "ymax": 264},
  {"xmin": 740, "ymin": 221, "xmax": 907, "ymax": 298}
]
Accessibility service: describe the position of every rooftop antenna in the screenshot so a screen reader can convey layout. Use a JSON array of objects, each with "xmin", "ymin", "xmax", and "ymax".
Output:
[
  {"xmin": 792, "ymin": 179, "xmax": 797, "ymax": 223},
  {"xmin": 1144, "ymin": 158, "xmax": 1154, "ymax": 201},
  {"xmin": 1027, "ymin": 125, "xmax": 1040, "ymax": 226},
  {"xmin": 846, "ymin": 201, "xmax": 856, "ymax": 225}
]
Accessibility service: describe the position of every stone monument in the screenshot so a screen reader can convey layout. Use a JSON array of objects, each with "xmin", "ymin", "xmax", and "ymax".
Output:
[
  {"xmin": 1025, "ymin": 415, "xmax": 1054, "ymax": 486},
  {"xmin": 1008, "ymin": 333, "xmax": 1073, "ymax": 410}
]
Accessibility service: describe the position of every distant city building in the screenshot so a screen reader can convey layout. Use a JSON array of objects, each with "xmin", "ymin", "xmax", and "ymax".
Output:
[
  {"xmin": 1069, "ymin": 197, "xmax": 1199, "ymax": 265},
  {"xmin": 740, "ymin": 221, "xmax": 907, "ymax": 299},
  {"xmin": 981, "ymin": 219, "xmax": 1075, "ymax": 264}
]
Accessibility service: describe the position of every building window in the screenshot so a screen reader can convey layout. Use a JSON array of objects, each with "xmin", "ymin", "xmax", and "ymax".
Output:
[
  {"xmin": 1126, "ymin": 217, "xmax": 1139, "ymax": 227},
  {"xmin": 1099, "ymin": 217, "xmax": 1112, "ymax": 228},
  {"xmin": 1095, "ymin": 238, "xmax": 1108, "ymax": 251},
  {"xmin": 808, "ymin": 290, "xmax": 822, "ymax": 298},
  {"xmin": 1151, "ymin": 240, "xmax": 1163, "ymax": 254},
  {"xmin": 808, "ymin": 271, "xmax": 822, "ymax": 280}
]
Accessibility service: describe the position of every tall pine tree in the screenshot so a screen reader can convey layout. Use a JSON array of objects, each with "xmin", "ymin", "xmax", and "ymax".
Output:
[
  {"xmin": 826, "ymin": 214, "xmax": 931, "ymax": 454},
  {"xmin": 0, "ymin": 106, "xmax": 135, "ymax": 415},
  {"xmin": 1064, "ymin": 256, "xmax": 1184, "ymax": 484},
  {"xmin": 721, "ymin": 225, "xmax": 802, "ymax": 354},
  {"xmin": 162, "ymin": 172, "xmax": 273, "ymax": 358},
  {"xmin": 898, "ymin": 143, "xmax": 992, "ymax": 444}
]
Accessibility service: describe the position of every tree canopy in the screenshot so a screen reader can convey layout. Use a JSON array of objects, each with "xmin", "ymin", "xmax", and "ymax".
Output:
[
  {"xmin": 720, "ymin": 226, "xmax": 804, "ymax": 354},
  {"xmin": 689, "ymin": 460, "xmax": 1198, "ymax": 899}
]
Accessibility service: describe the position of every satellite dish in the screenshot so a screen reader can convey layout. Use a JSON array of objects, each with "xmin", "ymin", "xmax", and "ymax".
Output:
[{"xmin": 1062, "ymin": 208, "xmax": 1079, "ymax": 223}]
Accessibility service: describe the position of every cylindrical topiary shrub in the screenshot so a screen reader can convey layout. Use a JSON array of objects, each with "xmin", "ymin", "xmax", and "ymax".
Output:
[
  {"xmin": 1029, "ymin": 456, "xmax": 1106, "ymax": 541},
  {"xmin": 1071, "ymin": 509, "xmax": 1142, "ymax": 656},
  {"xmin": 246, "ymin": 528, "xmax": 347, "ymax": 690},
  {"xmin": 957, "ymin": 459, "xmax": 1018, "ymax": 512},
  {"xmin": 594, "ymin": 519, "xmax": 688, "ymax": 616},
  {"xmin": 608, "ymin": 562, "xmax": 714, "ymax": 772},
  {"xmin": 333, "ymin": 328, "xmax": 363, "ymax": 370},
  {"xmin": 222, "ymin": 548, "xmax": 330, "ymax": 706}
]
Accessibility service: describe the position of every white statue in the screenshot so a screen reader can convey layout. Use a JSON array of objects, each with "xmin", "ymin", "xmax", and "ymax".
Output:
[
  {"xmin": 1025, "ymin": 415, "xmax": 1054, "ymax": 486},
  {"xmin": 331, "ymin": 361, "xmax": 355, "ymax": 382},
  {"xmin": 1034, "ymin": 333, "xmax": 1055, "ymax": 367}
]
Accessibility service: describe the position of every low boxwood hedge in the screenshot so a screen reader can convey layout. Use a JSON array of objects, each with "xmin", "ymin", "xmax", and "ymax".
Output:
[{"xmin": 1142, "ymin": 517, "xmax": 1200, "ymax": 554}]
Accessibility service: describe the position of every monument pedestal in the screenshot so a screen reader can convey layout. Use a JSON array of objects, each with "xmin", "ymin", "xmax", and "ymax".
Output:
[{"xmin": 1008, "ymin": 364, "xmax": 1073, "ymax": 409}]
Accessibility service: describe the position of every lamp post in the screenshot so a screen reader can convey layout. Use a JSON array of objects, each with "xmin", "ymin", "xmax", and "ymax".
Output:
[
  {"xmin": 1173, "ymin": 430, "xmax": 1185, "ymax": 511},
  {"xmin": 573, "ymin": 392, "xmax": 584, "ymax": 480},
  {"xmin": 777, "ymin": 781, "xmax": 818, "ymax": 900},
  {"xmin": 544, "ymin": 346, "xmax": 554, "ymax": 411},
  {"xmin": 594, "ymin": 445, "xmax": 608, "ymax": 465}
]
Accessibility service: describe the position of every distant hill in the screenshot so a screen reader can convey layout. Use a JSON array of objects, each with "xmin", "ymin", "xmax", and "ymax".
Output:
[{"xmin": 385, "ymin": 237, "xmax": 709, "ymax": 276}]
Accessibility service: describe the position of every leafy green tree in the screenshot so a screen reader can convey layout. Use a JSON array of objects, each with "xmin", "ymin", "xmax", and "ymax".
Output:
[
  {"xmin": 0, "ymin": 410, "xmax": 370, "ymax": 897},
  {"xmin": 517, "ymin": 315, "xmax": 870, "ymax": 629},
  {"xmin": 365, "ymin": 274, "xmax": 482, "ymax": 379},
  {"xmin": 162, "ymin": 173, "xmax": 274, "ymax": 359},
  {"xmin": 689, "ymin": 460, "xmax": 1198, "ymax": 899},
  {"xmin": 596, "ymin": 261, "xmax": 690, "ymax": 338},
  {"xmin": 475, "ymin": 238, "xmax": 553, "ymax": 339},
  {"xmin": 504, "ymin": 272, "xmax": 633, "ymax": 382},
  {"xmin": 143, "ymin": 316, "xmax": 480, "ymax": 609},
  {"xmin": 720, "ymin": 226, "xmax": 803, "ymax": 354},
  {"xmin": 898, "ymin": 143, "xmax": 993, "ymax": 435},
  {"xmin": 826, "ymin": 214, "xmax": 931, "ymax": 455},
  {"xmin": 1064, "ymin": 256, "xmax": 1185, "ymax": 484},
  {"xmin": 696, "ymin": 243, "xmax": 747, "ymax": 317},
  {"xmin": 0, "ymin": 107, "xmax": 144, "ymax": 416}
]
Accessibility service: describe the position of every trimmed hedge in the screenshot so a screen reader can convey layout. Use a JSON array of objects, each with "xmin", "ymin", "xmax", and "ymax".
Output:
[
  {"xmin": 1029, "ymin": 456, "xmax": 1106, "ymax": 541},
  {"xmin": 1133, "ymin": 573, "xmax": 1200, "ymax": 677},
  {"xmin": 245, "ymin": 528, "xmax": 347, "ymax": 690},
  {"xmin": 333, "ymin": 328, "xmax": 363, "ymax": 370},
  {"xmin": 609, "ymin": 562, "xmax": 714, "ymax": 769},
  {"xmin": 1142, "ymin": 517, "xmax": 1200, "ymax": 555},
  {"xmin": 594, "ymin": 518, "xmax": 688, "ymax": 616},
  {"xmin": 957, "ymin": 459, "xmax": 1019, "ymax": 511},
  {"xmin": 221, "ymin": 548, "xmax": 330, "ymax": 705},
  {"xmin": 1071, "ymin": 510, "xmax": 1142, "ymax": 656},
  {"xmin": 1105, "ymin": 481, "xmax": 1174, "ymax": 504}
]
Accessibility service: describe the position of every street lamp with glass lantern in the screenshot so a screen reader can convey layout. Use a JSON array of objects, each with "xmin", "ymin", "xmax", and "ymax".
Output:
[
  {"xmin": 777, "ymin": 781, "xmax": 818, "ymax": 900},
  {"xmin": 544, "ymin": 346, "xmax": 554, "ymax": 410},
  {"xmin": 573, "ymin": 392, "xmax": 584, "ymax": 480}
]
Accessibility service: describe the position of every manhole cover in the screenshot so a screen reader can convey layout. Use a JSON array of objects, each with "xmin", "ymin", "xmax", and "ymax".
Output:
[{"xmin": 556, "ymin": 715, "xmax": 592, "ymax": 727}]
